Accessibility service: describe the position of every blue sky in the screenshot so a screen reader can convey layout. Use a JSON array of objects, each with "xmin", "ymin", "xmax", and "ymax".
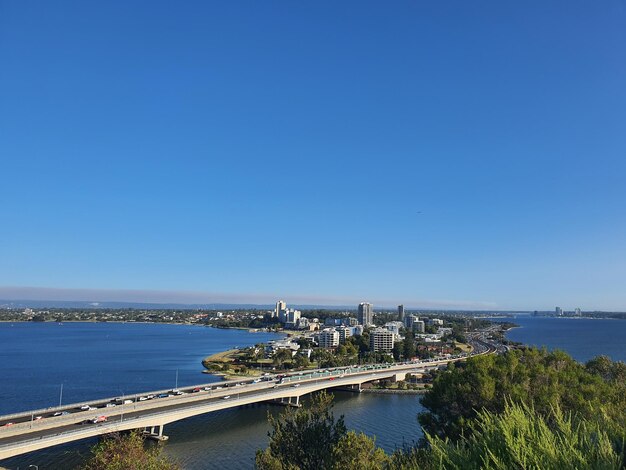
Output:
[{"xmin": 1, "ymin": 1, "xmax": 625, "ymax": 310}]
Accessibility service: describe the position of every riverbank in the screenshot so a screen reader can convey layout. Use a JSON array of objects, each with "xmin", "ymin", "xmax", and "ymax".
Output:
[
  {"xmin": 201, "ymin": 348, "xmax": 269, "ymax": 379},
  {"xmin": 361, "ymin": 388, "xmax": 427, "ymax": 395}
]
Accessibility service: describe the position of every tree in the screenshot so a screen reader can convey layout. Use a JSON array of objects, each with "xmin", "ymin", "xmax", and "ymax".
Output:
[
  {"xmin": 331, "ymin": 431, "xmax": 390, "ymax": 470},
  {"xmin": 80, "ymin": 431, "xmax": 178, "ymax": 470},
  {"xmin": 294, "ymin": 354, "xmax": 310, "ymax": 369},
  {"xmin": 256, "ymin": 391, "xmax": 347, "ymax": 470},
  {"xmin": 419, "ymin": 348, "xmax": 617, "ymax": 439},
  {"xmin": 273, "ymin": 349, "xmax": 293, "ymax": 368},
  {"xmin": 392, "ymin": 341, "xmax": 403, "ymax": 361},
  {"xmin": 402, "ymin": 337, "xmax": 416, "ymax": 359}
]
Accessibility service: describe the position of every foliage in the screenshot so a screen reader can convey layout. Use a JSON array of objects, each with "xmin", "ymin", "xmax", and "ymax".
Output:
[
  {"xmin": 402, "ymin": 332, "xmax": 416, "ymax": 359},
  {"xmin": 80, "ymin": 431, "xmax": 178, "ymax": 470},
  {"xmin": 257, "ymin": 349, "xmax": 626, "ymax": 470},
  {"xmin": 426, "ymin": 402, "xmax": 625, "ymax": 470},
  {"xmin": 273, "ymin": 349, "xmax": 293, "ymax": 367},
  {"xmin": 256, "ymin": 391, "xmax": 347, "ymax": 470},
  {"xmin": 331, "ymin": 431, "xmax": 390, "ymax": 470},
  {"xmin": 419, "ymin": 347, "xmax": 619, "ymax": 439},
  {"xmin": 393, "ymin": 341, "xmax": 404, "ymax": 360}
]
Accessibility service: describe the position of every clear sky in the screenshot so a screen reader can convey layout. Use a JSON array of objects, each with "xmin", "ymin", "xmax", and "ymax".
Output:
[{"xmin": 1, "ymin": 1, "xmax": 625, "ymax": 310}]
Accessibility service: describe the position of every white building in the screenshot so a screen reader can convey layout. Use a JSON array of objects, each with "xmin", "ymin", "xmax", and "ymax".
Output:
[
  {"xmin": 275, "ymin": 300, "xmax": 287, "ymax": 319},
  {"xmin": 413, "ymin": 320, "xmax": 425, "ymax": 333},
  {"xmin": 369, "ymin": 328, "xmax": 394, "ymax": 352},
  {"xmin": 296, "ymin": 317, "xmax": 310, "ymax": 329},
  {"xmin": 437, "ymin": 327, "xmax": 453, "ymax": 337},
  {"xmin": 335, "ymin": 326, "xmax": 352, "ymax": 344},
  {"xmin": 284, "ymin": 309, "xmax": 302, "ymax": 328},
  {"xmin": 384, "ymin": 321, "xmax": 404, "ymax": 337},
  {"xmin": 266, "ymin": 339, "xmax": 300, "ymax": 356},
  {"xmin": 318, "ymin": 328, "xmax": 340, "ymax": 348},
  {"xmin": 357, "ymin": 302, "xmax": 374, "ymax": 326}
]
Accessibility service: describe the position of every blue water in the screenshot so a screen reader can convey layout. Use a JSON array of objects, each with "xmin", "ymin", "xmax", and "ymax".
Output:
[
  {"xmin": 4, "ymin": 317, "xmax": 623, "ymax": 469},
  {"xmin": 0, "ymin": 322, "xmax": 282, "ymax": 415},
  {"xmin": 0, "ymin": 322, "xmax": 426, "ymax": 469},
  {"xmin": 495, "ymin": 315, "xmax": 626, "ymax": 363}
]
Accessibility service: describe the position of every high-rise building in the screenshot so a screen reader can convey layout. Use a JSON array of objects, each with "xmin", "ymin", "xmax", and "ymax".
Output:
[
  {"xmin": 357, "ymin": 302, "xmax": 373, "ymax": 326},
  {"xmin": 275, "ymin": 300, "xmax": 287, "ymax": 319},
  {"xmin": 369, "ymin": 328, "xmax": 394, "ymax": 352},
  {"xmin": 555, "ymin": 306, "xmax": 563, "ymax": 316},
  {"xmin": 413, "ymin": 320, "xmax": 425, "ymax": 333},
  {"xmin": 404, "ymin": 315, "xmax": 418, "ymax": 329},
  {"xmin": 398, "ymin": 304, "xmax": 405, "ymax": 322},
  {"xmin": 285, "ymin": 309, "xmax": 301, "ymax": 325},
  {"xmin": 335, "ymin": 326, "xmax": 352, "ymax": 344},
  {"xmin": 318, "ymin": 328, "xmax": 340, "ymax": 348},
  {"xmin": 575, "ymin": 308, "xmax": 581, "ymax": 316}
]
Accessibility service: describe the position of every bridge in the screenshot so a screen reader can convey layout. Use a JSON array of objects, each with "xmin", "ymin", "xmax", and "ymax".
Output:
[{"xmin": 0, "ymin": 351, "xmax": 488, "ymax": 461}]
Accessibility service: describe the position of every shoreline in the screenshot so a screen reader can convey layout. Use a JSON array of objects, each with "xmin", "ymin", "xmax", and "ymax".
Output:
[
  {"xmin": 0, "ymin": 320, "xmax": 282, "ymax": 334},
  {"xmin": 361, "ymin": 388, "xmax": 427, "ymax": 395}
]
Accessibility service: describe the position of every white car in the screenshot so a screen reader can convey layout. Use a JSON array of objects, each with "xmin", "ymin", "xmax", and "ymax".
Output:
[{"xmin": 223, "ymin": 395, "xmax": 231, "ymax": 400}]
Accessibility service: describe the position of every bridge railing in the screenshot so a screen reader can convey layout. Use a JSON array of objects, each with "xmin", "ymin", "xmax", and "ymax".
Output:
[
  {"xmin": 0, "ymin": 351, "xmax": 484, "ymax": 424},
  {"xmin": 0, "ymin": 370, "xmax": 407, "ymax": 452}
]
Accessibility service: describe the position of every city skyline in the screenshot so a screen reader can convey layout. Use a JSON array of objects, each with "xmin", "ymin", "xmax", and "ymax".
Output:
[{"xmin": 2, "ymin": 2, "xmax": 626, "ymax": 311}]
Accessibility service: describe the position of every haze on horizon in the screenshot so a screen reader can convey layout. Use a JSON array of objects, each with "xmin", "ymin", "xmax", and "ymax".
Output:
[{"xmin": 1, "ymin": 2, "xmax": 625, "ymax": 312}]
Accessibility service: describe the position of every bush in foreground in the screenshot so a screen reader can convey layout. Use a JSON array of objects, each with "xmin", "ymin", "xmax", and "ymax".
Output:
[{"xmin": 80, "ymin": 431, "xmax": 178, "ymax": 470}]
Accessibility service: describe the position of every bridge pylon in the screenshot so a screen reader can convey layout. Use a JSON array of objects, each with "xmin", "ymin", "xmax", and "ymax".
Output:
[{"xmin": 143, "ymin": 425, "xmax": 169, "ymax": 442}]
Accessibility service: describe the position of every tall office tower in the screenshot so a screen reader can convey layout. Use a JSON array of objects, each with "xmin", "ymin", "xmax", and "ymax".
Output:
[
  {"xmin": 357, "ymin": 302, "xmax": 373, "ymax": 326},
  {"xmin": 398, "ymin": 304, "xmax": 405, "ymax": 321},
  {"xmin": 275, "ymin": 300, "xmax": 287, "ymax": 318},
  {"xmin": 555, "ymin": 306, "xmax": 563, "ymax": 316},
  {"xmin": 575, "ymin": 308, "xmax": 581, "ymax": 316}
]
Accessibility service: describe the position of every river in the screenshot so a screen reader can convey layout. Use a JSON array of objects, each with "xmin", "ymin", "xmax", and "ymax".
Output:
[
  {"xmin": 4, "ymin": 316, "xmax": 623, "ymax": 469},
  {"xmin": 0, "ymin": 322, "xmax": 426, "ymax": 469},
  {"xmin": 494, "ymin": 315, "xmax": 626, "ymax": 363}
]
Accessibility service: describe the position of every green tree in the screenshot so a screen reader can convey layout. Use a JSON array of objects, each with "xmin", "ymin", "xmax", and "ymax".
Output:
[
  {"xmin": 294, "ymin": 354, "xmax": 310, "ymax": 369},
  {"xmin": 256, "ymin": 391, "xmax": 347, "ymax": 470},
  {"xmin": 403, "ymin": 337, "xmax": 416, "ymax": 359},
  {"xmin": 392, "ymin": 341, "xmax": 403, "ymax": 361},
  {"xmin": 80, "ymin": 431, "xmax": 178, "ymax": 470},
  {"xmin": 419, "ymin": 348, "xmax": 616, "ymax": 439},
  {"xmin": 273, "ymin": 349, "xmax": 293, "ymax": 368},
  {"xmin": 331, "ymin": 431, "xmax": 390, "ymax": 470}
]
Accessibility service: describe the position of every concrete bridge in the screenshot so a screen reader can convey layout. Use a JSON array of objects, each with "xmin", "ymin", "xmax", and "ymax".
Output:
[{"xmin": 0, "ymin": 354, "xmax": 481, "ymax": 461}]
